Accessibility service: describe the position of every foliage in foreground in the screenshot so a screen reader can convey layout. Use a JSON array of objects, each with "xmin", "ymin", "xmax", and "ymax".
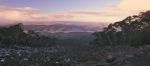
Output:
[
  {"xmin": 0, "ymin": 23, "xmax": 56, "ymax": 47},
  {"xmin": 93, "ymin": 10, "xmax": 150, "ymax": 46}
]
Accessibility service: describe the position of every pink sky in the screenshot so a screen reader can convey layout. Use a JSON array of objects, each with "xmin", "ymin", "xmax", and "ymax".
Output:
[{"xmin": 0, "ymin": 0, "xmax": 150, "ymax": 25}]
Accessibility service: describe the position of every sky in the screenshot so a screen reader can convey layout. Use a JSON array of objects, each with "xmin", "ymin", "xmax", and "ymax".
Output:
[{"xmin": 0, "ymin": 0, "xmax": 150, "ymax": 25}]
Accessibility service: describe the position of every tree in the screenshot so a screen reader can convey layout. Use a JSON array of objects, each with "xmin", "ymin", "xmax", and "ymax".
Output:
[
  {"xmin": 0, "ymin": 23, "xmax": 56, "ymax": 47},
  {"xmin": 93, "ymin": 10, "xmax": 150, "ymax": 46}
]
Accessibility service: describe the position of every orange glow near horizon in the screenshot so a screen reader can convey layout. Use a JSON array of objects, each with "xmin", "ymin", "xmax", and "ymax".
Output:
[{"xmin": 0, "ymin": 0, "xmax": 149, "ymax": 25}]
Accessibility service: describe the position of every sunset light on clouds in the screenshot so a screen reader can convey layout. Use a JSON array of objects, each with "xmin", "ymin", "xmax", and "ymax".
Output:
[{"xmin": 0, "ymin": 0, "xmax": 149, "ymax": 25}]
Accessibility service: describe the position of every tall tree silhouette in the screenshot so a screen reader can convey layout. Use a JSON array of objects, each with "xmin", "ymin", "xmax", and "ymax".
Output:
[{"xmin": 93, "ymin": 10, "xmax": 150, "ymax": 46}]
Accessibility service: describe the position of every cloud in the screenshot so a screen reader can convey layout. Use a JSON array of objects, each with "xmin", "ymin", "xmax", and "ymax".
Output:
[
  {"xmin": 95, "ymin": 0, "xmax": 150, "ymax": 24},
  {"xmin": 0, "ymin": 5, "xmax": 119, "ymax": 25},
  {"xmin": 0, "ymin": 6, "xmax": 51, "ymax": 25},
  {"xmin": 118, "ymin": 0, "xmax": 150, "ymax": 11},
  {"xmin": 105, "ymin": 0, "xmax": 150, "ymax": 18},
  {"xmin": 49, "ymin": 11, "xmax": 120, "ymax": 23},
  {"xmin": 1, "ymin": 0, "xmax": 149, "ymax": 25}
]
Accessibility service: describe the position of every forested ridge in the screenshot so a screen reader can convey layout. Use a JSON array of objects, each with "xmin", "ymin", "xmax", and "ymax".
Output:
[
  {"xmin": 0, "ymin": 23, "xmax": 56, "ymax": 47},
  {"xmin": 1, "ymin": 11, "xmax": 150, "ymax": 66},
  {"xmin": 93, "ymin": 11, "xmax": 150, "ymax": 46}
]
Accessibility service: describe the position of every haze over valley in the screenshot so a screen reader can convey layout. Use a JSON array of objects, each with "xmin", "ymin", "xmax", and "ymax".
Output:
[
  {"xmin": 23, "ymin": 21, "xmax": 105, "ymax": 33},
  {"xmin": 0, "ymin": 0, "xmax": 150, "ymax": 66}
]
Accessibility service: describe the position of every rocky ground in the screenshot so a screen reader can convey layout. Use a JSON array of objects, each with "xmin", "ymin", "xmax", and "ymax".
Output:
[{"xmin": 0, "ymin": 45, "xmax": 150, "ymax": 66}]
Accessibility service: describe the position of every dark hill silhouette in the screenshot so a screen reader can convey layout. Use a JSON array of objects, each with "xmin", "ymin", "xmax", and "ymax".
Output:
[{"xmin": 93, "ymin": 10, "xmax": 150, "ymax": 46}]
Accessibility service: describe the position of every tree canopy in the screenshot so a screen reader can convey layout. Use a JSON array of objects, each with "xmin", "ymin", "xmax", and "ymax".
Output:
[
  {"xmin": 93, "ymin": 10, "xmax": 150, "ymax": 46},
  {"xmin": 0, "ymin": 23, "xmax": 56, "ymax": 47}
]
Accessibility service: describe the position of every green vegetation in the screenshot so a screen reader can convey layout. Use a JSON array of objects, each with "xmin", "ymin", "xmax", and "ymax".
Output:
[
  {"xmin": 1, "ymin": 11, "xmax": 150, "ymax": 66},
  {"xmin": 0, "ymin": 23, "xmax": 56, "ymax": 47},
  {"xmin": 93, "ymin": 11, "xmax": 150, "ymax": 46}
]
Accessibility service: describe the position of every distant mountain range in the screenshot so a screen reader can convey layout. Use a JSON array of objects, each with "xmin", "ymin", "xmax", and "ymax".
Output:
[{"xmin": 23, "ymin": 22, "xmax": 106, "ymax": 33}]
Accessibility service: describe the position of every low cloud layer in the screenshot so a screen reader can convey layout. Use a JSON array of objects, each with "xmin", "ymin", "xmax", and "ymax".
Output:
[
  {"xmin": 0, "ymin": 0, "xmax": 149, "ymax": 25},
  {"xmin": 0, "ymin": 6, "xmax": 119, "ymax": 25}
]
